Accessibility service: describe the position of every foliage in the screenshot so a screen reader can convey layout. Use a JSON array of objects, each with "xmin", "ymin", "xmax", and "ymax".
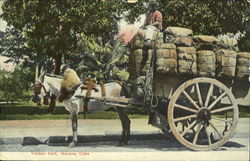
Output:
[
  {"xmin": 0, "ymin": 27, "xmax": 50, "ymax": 68},
  {"xmin": 67, "ymin": 36, "xmax": 130, "ymax": 82},
  {"xmin": 1, "ymin": 0, "xmax": 249, "ymax": 77},
  {"xmin": 0, "ymin": 102, "xmax": 148, "ymax": 120},
  {"xmin": 160, "ymin": 0, "xmax": 250, "ymax": 51},
  {"xmin": 159, "ymin": 0, "xmax": 250, "ymax": 35},
  {"xmin": 0, "ymin": 68, "xmax": 34, "ymax": 102},
  {"xmin": 121, "ymin": 0, "xmax": 250, "ymax": 50},
  {"xmin": 1, "ymin": 0, "xmax": 145, "ymax": 74},
  {"xmin": 238, "ymin": 31, "xmax": 250, "ymax": 52}
]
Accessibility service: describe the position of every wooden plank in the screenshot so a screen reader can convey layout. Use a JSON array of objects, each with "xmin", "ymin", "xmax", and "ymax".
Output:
[
  {"xmin": 75, "ymin": 95, "xmax": 144, "ymax": 106},
  {"xmin": 104, "ymin": 102, "xmax": 142, "ymax": 108}
]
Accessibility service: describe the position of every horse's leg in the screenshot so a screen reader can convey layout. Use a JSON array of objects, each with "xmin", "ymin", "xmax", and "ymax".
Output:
[
  {"xmin": 116, "ymin": 107, "xmax": 131, "ymax": 146},
  {"xmin": 68, "ymin": 111, "xmax": 78, "ymax": 148},
  {"xmin": 48, "ymin": 94, "xmax": 57, "ymax": 113}
]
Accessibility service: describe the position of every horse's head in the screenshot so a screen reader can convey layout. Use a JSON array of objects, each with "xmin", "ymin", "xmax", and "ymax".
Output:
[{"xmin": 32, "ymin": 71, "xmax": 49, "ymax": 105}]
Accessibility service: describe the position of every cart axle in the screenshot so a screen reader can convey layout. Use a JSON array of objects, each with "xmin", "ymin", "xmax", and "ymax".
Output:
[{"xmin": 197, "ymin": 107, "xmax": 211, "ymax": 123}]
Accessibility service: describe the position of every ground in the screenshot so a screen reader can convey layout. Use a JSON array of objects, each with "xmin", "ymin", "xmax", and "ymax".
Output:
[{"xmin": 0, "ymin": 118, "xmax": 249, "ymax": 160}]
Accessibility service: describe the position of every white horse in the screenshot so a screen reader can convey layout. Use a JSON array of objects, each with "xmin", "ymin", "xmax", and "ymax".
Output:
[{"xmin": 32, "ymin": 70, "xmax": 131, "ymax": 147}]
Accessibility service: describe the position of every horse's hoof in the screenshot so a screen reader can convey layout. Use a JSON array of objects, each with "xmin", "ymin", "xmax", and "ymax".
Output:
[{"xmin": 68, "ymin": 142, "xmax": 75, "ymax": 148}]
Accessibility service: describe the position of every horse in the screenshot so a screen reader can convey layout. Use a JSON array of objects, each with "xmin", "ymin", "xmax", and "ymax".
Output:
[{"xmin": 32, "ymin": 69, "xmax": 131, "ymax": 148}]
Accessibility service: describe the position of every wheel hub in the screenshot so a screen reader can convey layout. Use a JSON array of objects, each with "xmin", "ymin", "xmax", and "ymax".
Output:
[{"xmin": 197, "ymin": 107, "xmax": 211, "ymax": 122}]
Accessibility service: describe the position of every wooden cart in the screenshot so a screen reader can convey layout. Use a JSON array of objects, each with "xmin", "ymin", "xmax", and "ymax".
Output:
[{"xmin": 87, "ymin": 74, "xmax": 249, "ymax": 151}]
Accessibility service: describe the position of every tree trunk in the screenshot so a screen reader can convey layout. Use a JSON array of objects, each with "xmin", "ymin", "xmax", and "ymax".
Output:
[
  {"xmin": 48, "ymin": 52, "xmax": 62, "ymax": 113},
  {"xmin": 54, "ymin": 52, "xmax": 62, "ymax": 75}
]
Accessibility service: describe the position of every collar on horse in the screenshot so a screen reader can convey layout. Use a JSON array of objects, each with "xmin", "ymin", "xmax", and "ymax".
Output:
[{"xmin": 81, "ymin": 78, "xmax": 106, "ymax": 113}]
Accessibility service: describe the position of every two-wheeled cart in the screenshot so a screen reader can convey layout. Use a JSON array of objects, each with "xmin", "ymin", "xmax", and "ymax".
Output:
[{"xmin": 87, "ymin": 73, "xmax": 249, "ymax": 150}]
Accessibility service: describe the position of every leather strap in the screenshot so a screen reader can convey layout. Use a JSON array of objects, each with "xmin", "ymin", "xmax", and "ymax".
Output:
[
  {"xmin": 100, "ymin": 83, "xmax": 106, "ymax": 97},
  {"xmin": 82, "ymin": 78, "xmax": 98, "ymax": 113}
]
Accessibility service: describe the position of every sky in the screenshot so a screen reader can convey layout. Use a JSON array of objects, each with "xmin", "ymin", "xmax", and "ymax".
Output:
[
  {"xmin": 0, "ymin": 1, "xmax": 13, "ymax": 72},
  {"xmin": 0, "ymin": 1, "xmax": 7, "ymax": 32}
]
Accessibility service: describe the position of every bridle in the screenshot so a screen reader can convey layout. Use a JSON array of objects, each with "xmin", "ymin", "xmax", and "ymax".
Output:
[
  {"xmin": 34, "ymin": 82, "xmax": 48, "ymax": 96},
  {"xmin": 33, "ymin": 73, "xmax": 51, "ymax": 105}
]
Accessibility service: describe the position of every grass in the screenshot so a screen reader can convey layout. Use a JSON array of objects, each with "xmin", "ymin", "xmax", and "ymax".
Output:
[
  {"xmin": 0, "ymin": 102, "xmax": 148, "ymax": 120},
  {"xmin": 0, "ymin": 102, "xmax": 249, "ymax": 120}
]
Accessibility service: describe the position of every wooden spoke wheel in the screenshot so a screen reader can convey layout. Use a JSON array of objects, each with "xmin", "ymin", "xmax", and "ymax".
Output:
[{"xmin": 168, "ymin": 78, "xmax": 239, "ymax": 151}]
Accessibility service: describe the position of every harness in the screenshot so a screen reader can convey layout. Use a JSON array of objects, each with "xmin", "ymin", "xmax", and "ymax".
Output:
[{"xmin": 80, "ymin": 78, "xmax": 106, "ymax": 113}]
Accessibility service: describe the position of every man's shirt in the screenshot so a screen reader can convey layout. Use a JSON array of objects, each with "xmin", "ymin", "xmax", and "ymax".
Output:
[{"xmin": 144, "ymin": 10, "xmax": 163, "ymax": 31}]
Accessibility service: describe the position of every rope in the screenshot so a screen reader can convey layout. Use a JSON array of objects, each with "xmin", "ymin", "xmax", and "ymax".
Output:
[{"xmin": 143, "ymin": 31, "xmax": 159, "ymax": 110}]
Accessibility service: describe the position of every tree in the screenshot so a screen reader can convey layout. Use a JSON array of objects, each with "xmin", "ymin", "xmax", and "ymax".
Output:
[
  {"xmin": 0, "ymin": 67, "xmax": 34, "ymax": 103},
  {"xmin": 1, "ymin": 0, "xmax": 142, "ymax": 111},
  {"xmin": 118, "ymin": 0, "xmax": 250, "ymax": 50},
  {"xmin": 0, "ymin": 27, "xmax": 51, "ymax": 69},
  {"xmin": 164, "ymin": 0, "xmax": 250, "ymax": 51},
  {"xmin": 1, "ymin": 0, "xmax": 144, "ymax": 72},
  {"xmin": 71, "ymin": 38, "xmax": 129, "ymax": 82}
]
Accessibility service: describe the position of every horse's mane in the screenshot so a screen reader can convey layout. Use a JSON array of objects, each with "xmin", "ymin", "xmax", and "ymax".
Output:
[{"xmin": 61, "ymin": 68, "xmax": 81, "ymax": 93}]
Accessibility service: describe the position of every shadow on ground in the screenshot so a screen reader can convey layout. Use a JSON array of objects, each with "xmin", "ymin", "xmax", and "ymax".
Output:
[{"xmin": 21, "ymin": 133, "xmax": 245, "ymax": 151}]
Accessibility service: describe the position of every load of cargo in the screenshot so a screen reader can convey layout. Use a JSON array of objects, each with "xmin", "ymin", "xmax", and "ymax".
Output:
[{"xmin": 128, "ymin": 26, "xmax": 250, "ymax": 81}]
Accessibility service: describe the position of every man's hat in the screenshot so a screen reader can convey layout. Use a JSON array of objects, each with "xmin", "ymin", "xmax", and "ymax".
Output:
[{"xmin": 148, "ymin": 0, "xmax": 158, "ymax": 5}]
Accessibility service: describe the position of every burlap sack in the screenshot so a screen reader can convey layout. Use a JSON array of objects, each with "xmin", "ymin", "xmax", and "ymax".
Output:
[
  {"xmin": 236, "ymin": 67, "xmax": 250, "ymax": 78},
  {"xmin": 177, "ymin": 47, "xmax": 197, "ymax": 75},
  {"xmin": 128, "ymin": 49, "xmax": 152, "ymax": 77},
  {"xmin": 236, "ymin": 52, "xmax": 250, "ymax": 78},
  {"xmin": 155, "ymin": 32, "xmax": 164, "ymax": 48},
  {"xmin": 218, "ymin": 38, "xmax": 239, "ymax": 51},
  {"xmin": 156, "ymin": 48, "xmax": 177, "ymax": 58},
  {"xmin": 193, "ymin": 35, "xmax": 219, "ymax": 51},
  {"xmin": 177, "ymin": 47, "xmax": 197, "ymax": 60},
  {"xmin": 131, "ymin": 29, "xmax": 160, "ymax": 49},
  {"xmin": 157, "ymin": 58, "xmax": 177, "ymax": 66},
  {"xmin": 197, "ymin": 50, "xmax": 216, "ymax": 77},
  {"xmin": 156, "ymin": 47, "xmax": 177, "ymax": 74},
  {"xmin": 166, "ymin": 35, "xmax": 193, "ymax": 47},
  {"xmin": 218, "ymin": 67, "xmax": 236, "ymax": 78},
  {"xmin": 216, "ymin": 49, "xmax": 237, "ymax": 78},
  {"xmin": 195, "ymin": 43, "xmax": 217, "ymax": 51},
  {"xmin": 237, "ymin": 52, "xmax": 250, "ymax": 66},
  {"xmin": 156, "ymin": 60, "xmax": 177, "ymax": 74},
  {"xmin": 178, "ymin": 60, "xmax": 197, "ymax": 74},
  {"xmin": 164, "ymin": 27, "xmax": 193, "ymax": 37},
  {"xmin": 193, "ymin": 35, "xmax": 219, "ymax": 44},
  {"xmin": 157, "ymin": 43, "xmax": 176, "ymax": 49}
]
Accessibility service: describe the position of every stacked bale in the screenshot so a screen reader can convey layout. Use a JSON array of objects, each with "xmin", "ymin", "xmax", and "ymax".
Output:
[
  {"xmin": 128, "ymin": 27, "xmax": 249, "ymax": 99},
  {"xmin": 216, "ymin": 49, "xmax": 237, "ymax": 78},
  {"xmin": 128, "ymin": 49, "xmax": 152, "ymax": 77},
  {"xmin": 235, "ymin": 52, "xmax": 250, "ymax": 79},
  {"xmin": 193, "ymin": 35, "xmax": 218, "ymax": 77},
  {"xmin": 130, "ymin": 29, "xmax": 161, "ymax": 49},
  {"xmin": 128, "ymin": 29, "xmax": 163, "ymax": 78},
  {"xmin": 215, "ymin": 38, "xmax": 239, "ymax": 79},
  {"xmin": 177, "ymin": 47, "xmax": 197, "ymax": 75},
  {"xmin": 128, "ymin": 29, "xmax": 163, "ymax": 98},
  {"xmin": 163, "ymin": 27, "xmax": 196, "ymax": 75},
  {"xmin": 164, "ymin": 27, "xmax": 193, "ymax": 47},
  {"xmin": 155, "ymin": 43, "xmax": 177, "ymax": 74},
  {"xmin": 218, "ymin": 38, "xmax": 239, "ymax": 51}
]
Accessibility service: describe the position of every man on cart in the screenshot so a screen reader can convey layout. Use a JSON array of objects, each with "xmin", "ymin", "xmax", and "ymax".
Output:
[{"xmin": 142, "ymin": 0, "xmax": 163, "ymax": 47}]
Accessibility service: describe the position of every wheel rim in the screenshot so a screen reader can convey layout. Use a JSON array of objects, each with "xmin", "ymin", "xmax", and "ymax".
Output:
[{"xmin": 168, "ymin": 78, "xmax": 239, "ymax": 151}]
